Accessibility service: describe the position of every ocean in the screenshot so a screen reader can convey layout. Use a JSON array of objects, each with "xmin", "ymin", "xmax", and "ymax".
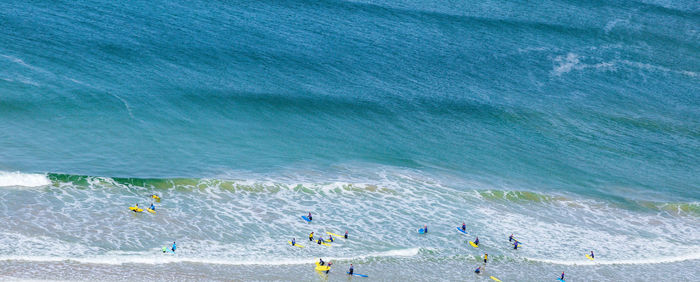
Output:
[{"xmin": 0, "ymin": 0, "xmax": 698, "ymax": 280}]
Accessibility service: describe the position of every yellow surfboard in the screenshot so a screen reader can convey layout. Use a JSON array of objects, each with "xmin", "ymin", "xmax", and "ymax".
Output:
[
  {"xmin": 147, "ymin": 208, "xmax": 156, "ymax": 214},
  {"xmin": 320, "ymin": 242, "xmax": 331, "ymax": 246},
  {"xmin": 315, "ymin": 262, "xmax": 330, "ymax": 271},
  {"xmin": 151, "ymin": 195, "xmax": 161, "ymax": 201},
  {"xmin": 585, "ymin": 254, "xmax": 594, "ymax": 260},
  {"xmin": 469, "ymin": 241, "xmax": 478, "ymax": 248},
  {"xmin": 490, "ymin": 276, "xmax": 502, "ymax": 282},
  {"xmin": 129, "ymin": 207, "xmax": 143, "ymax": 212},
  {"xmin": 288, "ymin": 241, "xmax": 304, "ymax": 248},
  {"xmin": 326, "ymin": 232, "xmax": 344, "ymax": 238}
]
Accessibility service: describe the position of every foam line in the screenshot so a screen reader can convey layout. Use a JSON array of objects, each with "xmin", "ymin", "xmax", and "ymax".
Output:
[
  {"xmin": 0, "ymin": 171, "xmax": 51, "ymax": 187},
  {"xmin": 0, "ymin": 248, "xmax": 420, "ymax": 266},
  {"xmin": 525, "ymin": 252, "xmax": 700, "ymax": 266}
]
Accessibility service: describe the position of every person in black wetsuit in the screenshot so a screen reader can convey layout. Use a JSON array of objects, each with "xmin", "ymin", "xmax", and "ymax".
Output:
[
  {"xmin": 308, "ymin": 212, "xmax": 312, "ymax": 221},
  {"xmin": 349, "ymin": 264, "xmax": 354, "ymax": 275},
  {"xmin": 319, "ymin": 258, "xmax": 325, "ymax": 266},
  {"xmin": 461, "ymin": 222, "xmax": 466, "ymax": 232},
  {"xmin": 474, "ymin": 237, "xmax": 479, "ymax": 246},
  {"xmin": 509, "ymin": 234, "xmax": 513, "ymax": 242},
  {"xmin": 344, "ymin": 230, "xmax": 348, "ymax": 239},
  {"xmin": 590, "ymin": 251, "xmax": 594, "ymax": 259},
  {"xmin": 326, "ymin": 262, "xmax": 332, "ymax": 274},
  {"xmin": 291, "ymin": 238, "xmax": 296, "ymax": 246},
  {"xmin": 317, "ymin": 238, "xmax": 322, "ymax": 245}
]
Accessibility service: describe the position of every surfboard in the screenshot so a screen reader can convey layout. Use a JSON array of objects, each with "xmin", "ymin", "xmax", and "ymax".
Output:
[
  {"xmin": 162, "ymin": 246, "xmax": 174, "ymax": 254},
  {"xmin": 418, "ymin": 228, "xmax": 426, "ymax": 234},
  {"xmin": 490, "ymin": 276, "xmax": 502, "ymax": 282},
  {"xmin": 456, "ymin": 227, "xmax": 467, "ymax": 234},
  {"xmin": 585, "ymin": 254, "xmax": 594, "ymax": 260},
  {"xmin": 151, "ymin": 195, "xmax": 161, "ymax": 201},
  {"xmin": 301, "ymin": 215, "xmax": 311, "ymax": 222},
  {"xmin": 326, "ymin": 232, "xmax": 344, "ymax": 238},
  {"xmin": 320, "ymin": 242, "xmax": 331, "ymax": 246},
  {"xmin": 315, "ymin": 262, "xmax": 330, "ymax": 271},
  {"xmin": 288, "ymin": 241, "xmax": 304, "ymax": 248},
  {"xmin": 129, "ymin": 207, "xmax": 143, "ymax": 212},
  {"xmin": 469, "ymin": 241, "xmax": 478, "ymax": 248},
  {"xmin": 558, "ymin": 279, "xmax": 566, "ymax": 282},
  {"xmin": 147, "ymin": 208, "xmax": 156, "ymax": 214},
  {"xmin": 348, "ymin": 272, "xmax": 368, "ymax": 277}
]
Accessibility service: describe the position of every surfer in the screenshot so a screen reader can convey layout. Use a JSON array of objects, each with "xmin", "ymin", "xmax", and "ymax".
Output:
[
  {"xmin": 484, "ymin": 253, "xmax": 488, "ymax": 263},
  {"xmin": 348, "ymin": 264, "xmax": 354, "ymax": 275},
  {"xmin": 513, "ymin": 240, "xmax": 519, "ymax": 250},
  {"xmin": 326, "ymin": 262, "xmax": 332, "ymax": 274},
  {"xmin": 474, "ymin": 237, "xmax": 479, "ymax": 246},
  {"xmin": 474, "ymin": 266, "xmax": 481, "ymax": 274},
  {"xmin": 590, "ymin": 251, "xmax": 594, "ymax": 259},
  {"xmin": 309, "ymin": 232, "xmax": 314, "ymax": 241},
  {"xmin": 149, "ymin": 203, "xmax": 155, "ymax": 211},
  {"xmin": 319, "ymin": 258, "xmax": 325, "ymax": 266},
  {"xmin": 561, "ymin": 271, "xmax": 565, "ymax": 280},
  {"xmin": 317, "ymin": 238, "xmax": 322, "ymax": 245},
  {"xmin": 291, "ymin": 238, "xmax": 296, "ymax": 246},
  {"xmin": 171, "ymin": 241, "xmax": 176, "ymax": 252},
  {"xmin": 424, "ymin": 224, "xmax": 428, "ymax": 233},
  {"xmin": 328, "ymin": 234, "xmax": 334, "ymax": 242},
  {"xmin": 509, "ymin": 234, "xmax": 513, "ymax": 242},
  {"xmin": 308, "ymin": 212, "xmax": 312, "ymax": 221},
  {"xmin": 345, "ymin": 230, "xmax": 348, "ymax": 239}
]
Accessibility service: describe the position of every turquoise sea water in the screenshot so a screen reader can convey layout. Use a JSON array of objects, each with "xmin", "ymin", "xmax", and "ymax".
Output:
[{"xmin": 0, "ymin": 0, "xmax": 698, "ymax": 280}]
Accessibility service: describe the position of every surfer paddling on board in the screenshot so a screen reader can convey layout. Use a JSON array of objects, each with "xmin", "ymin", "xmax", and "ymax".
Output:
[
  {"xmin": 461, "ymin": 222, "xmax": 466, "ymax": 232},
  {"xmin": 474, "ymin": 266, "xmax": 481, "ymax": 274},
  {"xmin": 328, "ymin": 234, "xmax": 334, "ymax": 242},
  {"xmin": 291, "ymin": 238, "xmax": 296, "ymax": 246},
  {"xmin": 149, "ymin": 203, "xmax": 155, "ymax": 211},
  {"xmin": 513, "ymin": 240, "xmax": 519, "ymax": 249}
]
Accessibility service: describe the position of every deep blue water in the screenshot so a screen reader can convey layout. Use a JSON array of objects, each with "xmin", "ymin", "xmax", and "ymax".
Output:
[{"xmin": 0, "ymin": 1, "xmax": 698, "ymax": 279}]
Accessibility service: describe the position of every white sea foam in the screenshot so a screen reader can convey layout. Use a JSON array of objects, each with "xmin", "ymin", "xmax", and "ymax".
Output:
[
  {"xmin": 0, "ymin": 247, "xmax": 420, "ymax": 266},
  {"xmin": 0, "ymin": 171, "xmax": 51, "ymax": 187}
]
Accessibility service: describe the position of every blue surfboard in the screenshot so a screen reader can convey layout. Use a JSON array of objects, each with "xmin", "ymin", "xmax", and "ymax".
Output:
[
  {"xmin": 456, "ymin": 227, "xmax": 467, "ymax": 234},
  {"xmin": 558, "ymin": 279, "xmax": 566, "ymax": 282},
  {"xmin": 301, "ymin": 215, "xmax": 311, "ymax": 222},
  {"xmin": 348, "ymin": 272, "xmax": 368, "ymax": 277},
  {"xmin": 418, "ymin": 228, "xmax": 425, "ymax": 234}
]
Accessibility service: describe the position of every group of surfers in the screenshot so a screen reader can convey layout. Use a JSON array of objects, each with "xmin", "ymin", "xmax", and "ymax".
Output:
[{"xmin": 456, "ymin": 222, "xmax": 594, "ymax": 281}]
